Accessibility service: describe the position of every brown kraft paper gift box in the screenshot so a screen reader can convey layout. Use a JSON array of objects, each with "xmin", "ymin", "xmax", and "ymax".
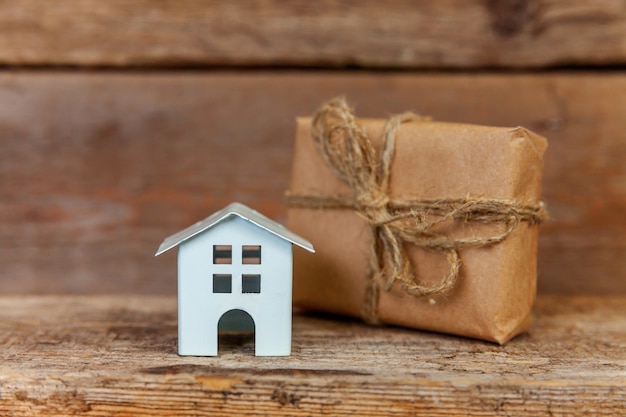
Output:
[{"xmin": 286, "ymin": 98, "xmax": 548, "ymax": 344}]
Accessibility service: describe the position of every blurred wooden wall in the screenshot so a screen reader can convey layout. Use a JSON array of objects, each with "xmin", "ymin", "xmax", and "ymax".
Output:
[{"xmin": 0, "ymin": 0, "xmax": 625, "ymax": 295}]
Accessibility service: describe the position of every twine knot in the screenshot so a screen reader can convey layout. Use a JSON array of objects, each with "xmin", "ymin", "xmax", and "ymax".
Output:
[
  {"xmin": 357, "ymin": 189, "xmax": 391, "ymax": 225},
  {"xmin": 287, "ymin": 97, "xmax": 548, "ymax": 324}
]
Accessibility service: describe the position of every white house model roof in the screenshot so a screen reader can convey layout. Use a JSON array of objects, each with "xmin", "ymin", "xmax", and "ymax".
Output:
[{"xmin": 155, "ymin": 202, "xmax": 315, "ymax": 256}]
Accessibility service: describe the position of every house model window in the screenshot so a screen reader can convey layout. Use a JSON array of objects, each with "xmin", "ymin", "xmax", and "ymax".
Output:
[
  {"xmin": 242, "ymin": 274, "xmax": 261, "ymax": 293},
  {"xmin": 242, "ymin": 245, "xmax": 261, "ymax": 264},
  {"xmin": 213, "ymin": 274, "xmax": 232, "ymax": 293},
  {"xmin": 213, "ymin": 245, "xmax": 232, "ymax": 264},
  {"xmin": 212, "ymin": 245, "xmax": 263, "ymax": 294}
]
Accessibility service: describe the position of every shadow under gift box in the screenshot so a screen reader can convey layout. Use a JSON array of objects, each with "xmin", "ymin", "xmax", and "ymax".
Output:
[{"xmin": 287, "ymin": 118, "xmax": 547, "ymax": 344}]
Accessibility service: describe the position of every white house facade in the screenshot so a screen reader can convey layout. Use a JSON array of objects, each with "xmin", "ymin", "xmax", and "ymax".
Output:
[{"xmin": 155, "ymin": 203, "xmax": 314, "ymax": 356}]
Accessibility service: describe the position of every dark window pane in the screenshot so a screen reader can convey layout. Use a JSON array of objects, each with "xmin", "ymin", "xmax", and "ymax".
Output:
[
  {"xmin": 213, "ymin": 245, "xmax": 232, "ymax": 264},
  {"xmin": 213, "ymin": 274, "xmax": 232, "ymax": 293},
  {"xmin": 242, "ymin": 245, "xmax": 261, "ymax": 264},
  {"xmin": 242, "ymin": 274, "xmax": 261, "ymax": 293}
]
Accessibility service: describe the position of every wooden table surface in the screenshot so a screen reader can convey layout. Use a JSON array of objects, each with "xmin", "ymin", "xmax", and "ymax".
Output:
[{"xmin": 0, "ymin": 295, "xmax": 624, "ymax": 416}]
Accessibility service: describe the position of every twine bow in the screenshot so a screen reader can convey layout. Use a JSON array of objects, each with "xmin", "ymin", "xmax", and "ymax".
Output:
[{"xmin": 287, "ymin": 97, "xmax": 548, "ymax": 324}]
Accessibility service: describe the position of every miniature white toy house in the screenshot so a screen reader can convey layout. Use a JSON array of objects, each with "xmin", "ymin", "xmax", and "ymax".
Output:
[{"xmin": 155, "ymin": 202, "xmax": 314, "ymax": 356}]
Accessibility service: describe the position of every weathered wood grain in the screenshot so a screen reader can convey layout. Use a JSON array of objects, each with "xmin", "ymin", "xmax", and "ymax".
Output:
[
  {"xmin": 0, "ymin": 72, "xmax": 625, "ymax": 295},
  {"xmin": 0, "ymin": 0, "xmax": 624, "ymax": 68},
  {"xmin": 0, "ymin": 295, "xmax": 623, "ymax": 416}
]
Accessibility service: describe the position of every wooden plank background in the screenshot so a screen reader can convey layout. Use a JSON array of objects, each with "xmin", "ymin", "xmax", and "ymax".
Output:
[
  {"xmin": 0, "ymin": 1, "xmax": 624, "ymax": 295},
  {"xmin": 0, "ymin": 0, "xmax": 624, "ymax": 69},
  {"xmin": 0, "ymin": 72, "xmax": 624, "ymax": 295}
]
